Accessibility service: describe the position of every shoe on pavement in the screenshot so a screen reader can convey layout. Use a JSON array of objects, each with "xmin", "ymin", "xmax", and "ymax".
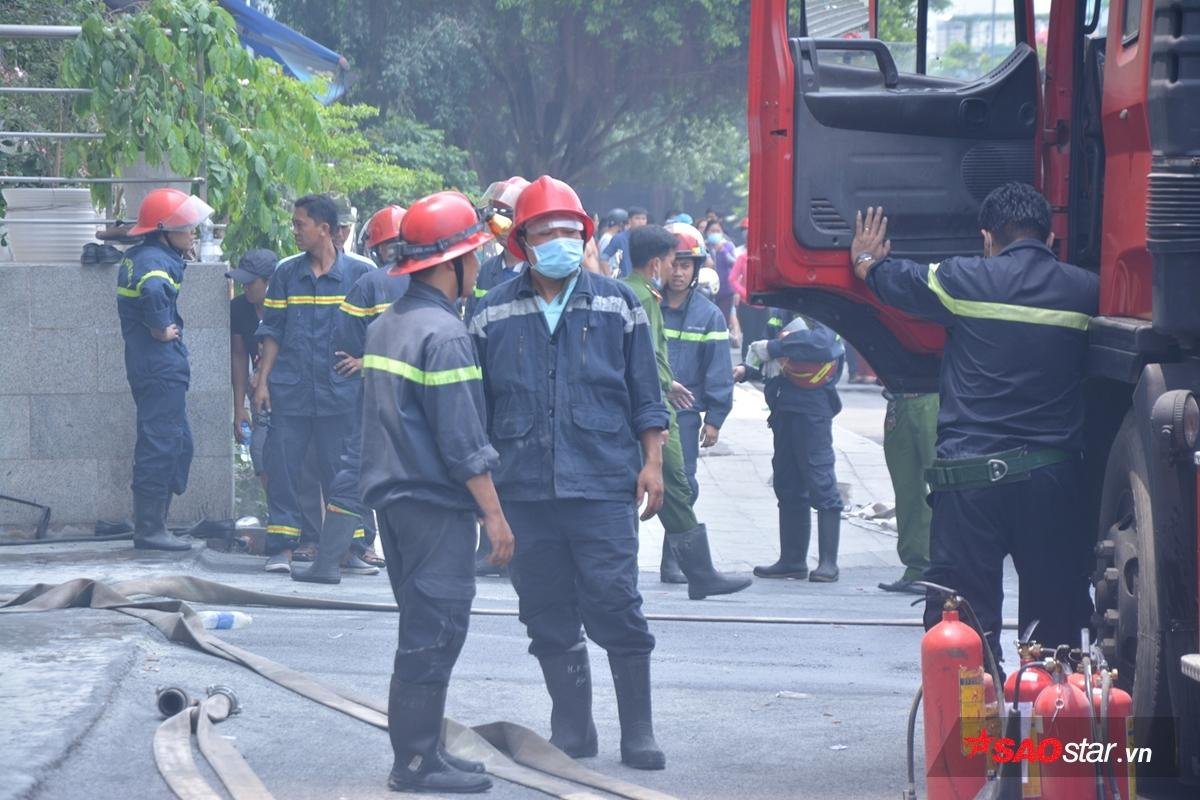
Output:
[
  {"xmin": 292, "ymin": 543, "xmax": 317, "ymax": 563},
  {"xmin": 265, "ymin": 551, "xmax": 291, "ymax": 573},
  {"xmin": 878, "ymin": 578, "xmax": 925, "ymax": 595},
  {"xmin": 342, "ymin": 552, "xmax": 380, "ymax": 575}
]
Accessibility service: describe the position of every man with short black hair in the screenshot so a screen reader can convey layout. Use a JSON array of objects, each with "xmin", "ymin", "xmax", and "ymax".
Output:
[
  {"xmin": 852, "ymin": 182, "xmax": 1100, "ymax": 663},
  {"xmin": 253, "ymin": 193, "xmax": 373, "ymax": 573}
]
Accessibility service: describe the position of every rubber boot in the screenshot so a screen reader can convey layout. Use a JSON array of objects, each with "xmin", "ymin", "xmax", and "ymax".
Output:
[
  {"xmin": 667, "ymin": 524, "xmax": 752, "ymax": 600},
  {"xmin": 753, "ymin": 506, "xmax": 811, "ymax": 579},
  {"xmin": 659, "ymin": 540, "xmax": 686, "ymax": 584},
  {"xmin": 607, "ymin": 653, "xmax": 665, "ymax": 770},
  {"xmin": 474, "ymin": 525, "xmax": 501, "ymax": 577},
  {"xmin": 440, "ymin": 746, "xmax": 485, "ymax": 774},
  {"xmin": 387, "ymin": 679, "xmax": 492, "ymax": 794},
  {"xmin": 537, "ymin": 643, "xmax": 599, "ymax": 758},
  {"xmin": 132, "ymin": 493, "xmax": 190, "ymax": 551},
  {"xmin": 292, "ymin": 512, "xmax": 357, "ymax": 584},
  {"xmin": 808, "ymin": 509, "xmax": 841, "ymax": 583}
]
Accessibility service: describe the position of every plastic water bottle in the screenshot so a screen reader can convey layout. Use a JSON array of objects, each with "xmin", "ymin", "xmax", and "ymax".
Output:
[
  {"xmin": 196, "ymin": 610, "xmax": 253, "ymax": 630},
  {"xmin": 238, "ymin": 420, "xmax": 253, "ymax": 464}
]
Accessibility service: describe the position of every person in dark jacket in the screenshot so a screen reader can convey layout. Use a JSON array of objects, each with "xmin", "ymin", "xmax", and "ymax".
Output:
[
  {"xmin": 736, "ymin": 315, "xmax": 846, "ymax": 582},
  {"xmin": 359, "ymin": 191, "xmax": 513, "ymax": 794},
  {"xmin": 253, "ymin": 194, "xmax": 373, "ymax": 573},
  {"xmin": 852, "ymin": 182, "xmax": 1100, "ymax": 662},
  {"xmin": 660, "ymin": 222, "xmax": 735, "ymax": 503},
  {"xmin": 116, "ymin": 188, "xmax": 213, "ymax": 551},
  {"xmin": 292, "ymin": 205, "xmax": 410, "ymax": 584},
  {"xmin": 469, "ymin": 176, "xmax": 669, "ymax": 771}
]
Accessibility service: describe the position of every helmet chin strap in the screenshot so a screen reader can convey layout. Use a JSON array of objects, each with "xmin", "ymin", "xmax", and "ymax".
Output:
[{"xmin": 453, "ymin": 256, "xmax": 465, "ymax": 299}]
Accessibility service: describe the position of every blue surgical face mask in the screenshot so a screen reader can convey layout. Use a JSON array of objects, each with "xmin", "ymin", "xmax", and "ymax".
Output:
[
  {"xmin": 706, "ymin": 233, "xmax": 723, "ymax": 246},
  {"xmin": 530, "ymin": 237, "xmax": 583, "ymax": 280}
]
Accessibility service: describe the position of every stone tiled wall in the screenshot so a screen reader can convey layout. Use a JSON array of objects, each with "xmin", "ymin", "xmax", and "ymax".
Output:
[{"xmin": 0, "ymin": 261, "xmax": 232, "ymax": 529}]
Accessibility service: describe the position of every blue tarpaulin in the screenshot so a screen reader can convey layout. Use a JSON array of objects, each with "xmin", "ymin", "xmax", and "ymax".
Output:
[{"xmin": 217, "ymin": 0, "xmax": 348, "ymax": 103}]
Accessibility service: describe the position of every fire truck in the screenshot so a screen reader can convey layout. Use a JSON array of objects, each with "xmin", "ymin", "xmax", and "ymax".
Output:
[{"xmin": 747, "ymin": 0, "xmax": 1199, "ymax": 785}]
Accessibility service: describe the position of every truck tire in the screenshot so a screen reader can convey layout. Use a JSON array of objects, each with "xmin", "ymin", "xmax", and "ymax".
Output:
[{"xmin": 1093, "ymin": 411, "xmax": 1175, "ymax": 775}]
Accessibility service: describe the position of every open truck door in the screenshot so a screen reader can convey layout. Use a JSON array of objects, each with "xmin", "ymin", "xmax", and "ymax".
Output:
[{"xmin": 748, "ymin": 0, "xmax": 1041, "ymax": 392}]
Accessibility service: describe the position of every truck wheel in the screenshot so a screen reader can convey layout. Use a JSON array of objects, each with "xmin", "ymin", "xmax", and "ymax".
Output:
[{"xmin": 1093, "ymin": 412, "xmax": 1174, "ymax": 772}]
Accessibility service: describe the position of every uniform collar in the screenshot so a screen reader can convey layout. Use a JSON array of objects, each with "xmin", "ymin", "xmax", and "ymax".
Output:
[
  {"xmin": 404, "ymin": 279, "xmax": 457, "ymax": 313},
  {"xmin": 144, "ymin": 236, "xmax": 184, "ymax": 264},
  {"xmin": 514, "ymin": 267, "xmax": 593, "ymax": 301},
  {"xmin": 626, "ymin": 270, "xmax": 662, "ymax": 302},
  {"xmin": 997, "ymin": 239, "xmax": 1054, "ymax": 258},
  {"xmin": 299, "ymin": 249, "xmax": 345, "ymax": 280}
]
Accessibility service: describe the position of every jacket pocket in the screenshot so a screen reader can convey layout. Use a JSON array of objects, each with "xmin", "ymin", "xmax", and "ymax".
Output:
[
  {"xmin": 493, "ymin": 412, "xmax": 535, "ymax": 439},
  {"xmin": 570, "ymin": 406, "xmax": 622, "ymax": 433}
]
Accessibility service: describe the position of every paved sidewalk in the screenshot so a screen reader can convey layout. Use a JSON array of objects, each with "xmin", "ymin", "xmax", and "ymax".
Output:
[{"xmin": 638, "ymin": 381, "xmax": 900, "ymax": 574}]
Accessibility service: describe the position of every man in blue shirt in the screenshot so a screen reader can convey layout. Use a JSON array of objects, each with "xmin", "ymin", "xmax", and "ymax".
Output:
[
  {"xmin": 852, "ymin": 182, "xmax": 1100, "ymax": 662},
  {"xmin": 253, "ymin": 194, "xmax": 372, "ymax": 573}
]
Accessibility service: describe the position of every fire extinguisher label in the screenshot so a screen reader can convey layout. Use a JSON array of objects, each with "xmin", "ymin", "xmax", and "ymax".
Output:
[
  {"xmin": 959, "ymin": 666, "xmax": 985, "ymax": 756},
  {"xmin": 1022, "ymin": 707, "xmax": 1043, "ymax": 798}
]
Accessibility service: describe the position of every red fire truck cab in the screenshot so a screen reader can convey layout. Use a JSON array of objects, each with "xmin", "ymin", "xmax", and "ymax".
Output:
[{"xmin": 748, "ymin": 0, "xmax": 1199, "ymax": 785}]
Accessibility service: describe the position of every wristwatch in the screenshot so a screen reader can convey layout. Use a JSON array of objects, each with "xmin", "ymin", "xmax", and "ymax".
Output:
[{"xmin": 854, "ymin": 252, "xmax": 876, "ymax": 265}]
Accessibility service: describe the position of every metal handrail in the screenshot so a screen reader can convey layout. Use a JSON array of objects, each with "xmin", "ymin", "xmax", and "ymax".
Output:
[
  {"xmin": 0, "ymin": 176, "xmax": 205, "ymax": 185},
  {"xmin": 0, "ymin": 87, "xmax": 91, "ymax": 95},
  {"xmin": 0, "ymin": 131, "xmax": 104, "ymax": 140},
  {"xmin": 0, "ymin": 25, "xmax": 82, "ymax": 39}
]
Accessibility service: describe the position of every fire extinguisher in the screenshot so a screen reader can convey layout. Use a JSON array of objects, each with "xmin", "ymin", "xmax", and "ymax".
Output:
[
  {"xmin": 1032, "ymin": 659, "xmax": 1094, "ymax": 800},
  {"xmin": 1004, "ymin": 642, "xmax": 1054, "ymax": 800},
  {"xmin": 920, "ymin": 590, "xmax": 999, "ymax": 800},
  {"xmin": 1087, "ymin": 669, "xmax": 1135, "ymax": 800}
]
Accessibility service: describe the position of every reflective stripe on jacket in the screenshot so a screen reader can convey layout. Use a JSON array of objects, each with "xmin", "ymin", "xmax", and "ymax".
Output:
[
  {"xmin": 469, "ymin": 269, "xmax": 669, "ymax": 502},
  {"xmin": 336, "ymin": 268, "xmax": 410, "ymax": 359},
  {"xmin": 359, "ymin": 281, "xmax": 499, "ymax": 511},
  {"xmin": 865, "ymin": 239, "xmax": 1099, "ymax": 457},
  {"xmin": 116, "ymin": 238, "xmax": 189, "ymax": 387},
  {"xmin": 256, "ymin": 251, "xmax": 372, "ymax": 416},
  {"xmin": 661, "ymin": 289, "xmax": 734, "ymax": 429}
]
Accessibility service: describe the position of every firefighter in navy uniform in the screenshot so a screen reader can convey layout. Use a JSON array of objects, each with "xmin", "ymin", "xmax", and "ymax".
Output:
[
  {"xmin": 469, "ymin": 176, "xmax": 669, "ymax": 771},
  {"xmin": 736, "ymin": 314, "xmax": 846, "ymax": 582},
  {"xmin": 116, "ymin": 188, "xmax": 214, "ymax": 551},
  {"xmin": 359, "ymin": 191, "xmax": 514, "ymax": 794},
  {"xmin": 852, "ymin": 182, "xmax": 1100, "ymax": 663},
  {"xmin": 293, "ymin": 205, "xmax": 411, "ymax": 584}
]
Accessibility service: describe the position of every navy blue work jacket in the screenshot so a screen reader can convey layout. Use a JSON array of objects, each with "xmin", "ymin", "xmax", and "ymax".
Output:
[
  {"xmin": 257, "ymin": 251, "xmax": 372, "ymax": 417},
  {"xmin": 661, "ymin": 289, "xmax": 734, "ymax": 429},
  {"xmin": 359, "ymin": 281, "xmax": 499, "ymax": 511},
  {"xmin": 116, "ymin": 238, "xmax": 189, "ymax": 387},
  {"xmin": 335, "ymin": 268, "xmax": 410, "ymax": 359},
  {"xmin": 468, "ymin": 269, "xmax": 669, "ymax": 502},
  {"xmin": 466, "ymin": 251, "xmax": 525, "ymax": 319},
  {"xmin": 761, "ymin": 316, "xmax": 844, "ymax": 418},
  {"xmin": 866, "ymin": 239, "xmax": 1099, "ymax": 457}
]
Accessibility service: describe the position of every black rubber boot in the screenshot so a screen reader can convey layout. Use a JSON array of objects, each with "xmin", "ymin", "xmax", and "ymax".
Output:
[
  {"xmin": 132, "ymin": 493, "xmax": 190, "ymax": 551},
  {"xmin": 292, "ymin": 512, "xmax": 357, "ymax": 584},
  {"xmin": 753, "ymin": 506, "xmax": 811, "ymax": 579},
  {"xmin": 387, "ymin": 680, "xmax": 492, "ymax": 794},
  {"xmin": 537, "ymin": 643, "xmax": 599, "ymax": 758},
  {"xmin": 607, "ymin": 653, "xmax": 665, "ymax": 770},
  {"xmin": 659, "ymin": 540, "xmax": 686, "ymax": 584},
  {"xmin": 474, "ymin": 525, "xmax": 502, "ymax": 577},
  {"xmin": 809, "ymin": 509, "xmax": 841, "ymax": 583},
  {"xmin": 667, "ymin": 524, "xmax": 752, "ymax": 600},
  {"xmin": 440, "ymin": 746, "xmax": 485, "ymax": 774}
]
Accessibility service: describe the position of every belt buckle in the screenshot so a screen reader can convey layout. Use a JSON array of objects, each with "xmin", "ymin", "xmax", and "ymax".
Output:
[{"xmin": 987, "ymin": 459, "xmax": 1009, "ymax": 482}]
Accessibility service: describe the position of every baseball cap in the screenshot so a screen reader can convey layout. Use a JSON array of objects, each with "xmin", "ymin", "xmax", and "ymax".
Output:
[
  {"xmin": 225, "ymin": 248, "xmax": 278, "ymax": 284},
  {"xmin": 331, "ymin": 193, "xmax": 357, "ymax": 227}
]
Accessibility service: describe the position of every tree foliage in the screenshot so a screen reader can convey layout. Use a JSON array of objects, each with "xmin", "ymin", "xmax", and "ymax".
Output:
[
  {"xmin": 275, "ymin": 0, "xmax": 751, "ymax": 193},
  {"xmin": 60, "ymin": 0, "xmax": 437, "ymax": 259}
]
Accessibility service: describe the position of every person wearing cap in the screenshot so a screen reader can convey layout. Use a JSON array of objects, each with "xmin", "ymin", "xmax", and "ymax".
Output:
[
  {"xmin": 226, "ymin": 248, "xmax": 278, "ymax": 476},
  {"xmin": 600, "ymin": 205, "xmax": 648, "ymax": 277},
  {"xmin": 292, "ymin": 205, "xmax": 411, "ymax": 584},
  {"xmin": 625, "ymin": 225, "xmax": 747, "ymax": 595},
  {"xmin": 330, "ymin": 193, "xmax": 375, "ymax": 267},
  {"xmin": 660, "ymin": 222, "xmax": 734, "ymax": 505},
  {"xmin": 116, "ymin": 187, "xmax": 214, "ymax": 551},
  {"xmin": 253, "ymin": 194, "xmax": 373, "ymax": 573},
  {"xmin": 469, "ymin": 176, "xmax": 669, "ymax": 771},
  {"xmin": 359, "ymin": 191, "xmax": 513, "ymax": 794},
  {"xmin": 597, "ymin": 207, "xmax": 628, "ymax": 256}
]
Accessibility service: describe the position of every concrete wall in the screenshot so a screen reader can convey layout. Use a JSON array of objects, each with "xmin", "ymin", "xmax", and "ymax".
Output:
[{"xmin": 0, "ymin": 261, "xmax": 233, "ymax": 530}]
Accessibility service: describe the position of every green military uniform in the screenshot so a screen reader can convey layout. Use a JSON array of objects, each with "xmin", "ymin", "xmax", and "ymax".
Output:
[
  {"xmin": 623, "ymin": 272, "xmax": 698, "ymax": 534},
  {"xmin": 882, "ymin": 392, "xmax": 938, "ymax": 587}
]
